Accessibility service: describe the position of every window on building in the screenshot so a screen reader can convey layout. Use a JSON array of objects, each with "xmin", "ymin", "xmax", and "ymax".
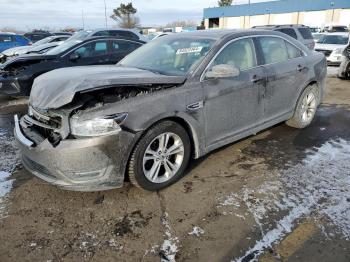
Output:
[{"xmin": 209, "ymin": 18, "xmax": 219, "ymax": 29}]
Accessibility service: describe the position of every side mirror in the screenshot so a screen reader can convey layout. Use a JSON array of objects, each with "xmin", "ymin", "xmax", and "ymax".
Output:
[
  {"xmin": 69, "ymin": 53, "xmax": 80, "ymax": 61},
  {"xmin": 205, "ymin": 64, "xmax": 240, "ymax": 79}
]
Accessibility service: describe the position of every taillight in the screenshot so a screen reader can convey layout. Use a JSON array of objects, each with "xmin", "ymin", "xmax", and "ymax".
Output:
[{"xmin": 28, "ymin": 42, "xmax": 33, "ymax": 46}]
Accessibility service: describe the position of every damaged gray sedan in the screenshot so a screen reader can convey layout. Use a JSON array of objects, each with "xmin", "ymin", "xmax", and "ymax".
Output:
[{"xmin": 15, "ymin": 30, "xmax": 327, "ymax": 191}]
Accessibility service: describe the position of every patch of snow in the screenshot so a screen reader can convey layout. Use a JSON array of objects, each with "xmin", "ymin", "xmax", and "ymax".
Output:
[
  {"xmin": 188, "ymin": 226, "xmax": 205, "ymax": 237},
  {"xmin": 0, "ymin": 128, "xmax": 19, "ymax": 219},
  {"xmin": 29, "ymin": 242, "xmax": 37, "ymax": 247},
  {"xmin": 219, "ymin": 193, "xmax": 241, "ymax": 207},
  {"xmin": 226, "ymin": 139, "xmax": 350, "ymax": 261},
  {"xmin": 160, "ymin": 212, "xmax": 179, "ymax": 262}
]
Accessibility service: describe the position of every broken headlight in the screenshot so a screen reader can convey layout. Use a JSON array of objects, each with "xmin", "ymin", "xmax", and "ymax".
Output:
[{"xmin": 70, "ymin": 113, "xmax": 128, "ymax": 137}]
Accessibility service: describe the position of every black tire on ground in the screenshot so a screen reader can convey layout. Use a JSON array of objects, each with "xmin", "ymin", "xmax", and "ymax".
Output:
[
  {"xmin": 128, "ymin": 120, "xmax": 191, "ymax": 191},
  {"xmin": 286, "ymin": 85, "xmax": 320, "ymax": 129}
]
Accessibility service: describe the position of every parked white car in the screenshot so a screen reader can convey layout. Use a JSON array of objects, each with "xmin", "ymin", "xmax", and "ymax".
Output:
[{"xmin": 315, "ymin": 32, "xmax": 350, "ymax": 65}]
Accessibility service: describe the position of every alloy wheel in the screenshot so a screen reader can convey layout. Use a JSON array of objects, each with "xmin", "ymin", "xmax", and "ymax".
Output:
[{"xmin": 142, "ymin": 132, "xmax": 185, "ymax": 183}]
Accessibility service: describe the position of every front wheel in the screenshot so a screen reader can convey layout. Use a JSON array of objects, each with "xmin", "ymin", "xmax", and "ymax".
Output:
[
  {"xmin": 286, "ymin": 85, "xmax": 320, "ymax": 129},
  {"xmin": 128, "ymin": 121, "xmax": 191, "ymax": 191}
]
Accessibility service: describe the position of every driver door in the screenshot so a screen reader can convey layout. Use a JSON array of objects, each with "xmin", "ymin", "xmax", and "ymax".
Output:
[
  {"xmin": 202, "ymin": 38, "xmax": 266, "ymax": 149},
  {"xmin": 67, "ymin": 40, "xmax": 111, "ymax": 66}
]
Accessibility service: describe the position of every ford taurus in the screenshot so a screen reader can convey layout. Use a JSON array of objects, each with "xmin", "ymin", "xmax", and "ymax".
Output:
[{"xmin": 15, "ymin": 30, "xmax": 327, "ymax": 191}]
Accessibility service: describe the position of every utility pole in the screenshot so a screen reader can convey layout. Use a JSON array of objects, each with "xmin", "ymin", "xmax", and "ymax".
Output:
[
  {"xmin": 104, "ymin": 0, "xmax": 108, "ymax": 28},
  {"xmin": 81, "ymin": 9, "xmax": 85, "ymax": 29}
]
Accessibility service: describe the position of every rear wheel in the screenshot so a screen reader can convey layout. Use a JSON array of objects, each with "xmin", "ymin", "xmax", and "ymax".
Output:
[
  {"xmin": 128, "ymin": 121, "xmax": 191, "ymax": 191},
  {"xmin": 286, "ymin": 85, "xmax": 319, "ymax": 129}
]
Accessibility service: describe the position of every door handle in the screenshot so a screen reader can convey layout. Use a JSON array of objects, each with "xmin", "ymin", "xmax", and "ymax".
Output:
[
  {"xmin": 297, "ymin": 65, "xmax": 305, "ymax": 72},
  {"xmin": 251, "ymin": 75, "xmax": 264, "ymax": 83}
]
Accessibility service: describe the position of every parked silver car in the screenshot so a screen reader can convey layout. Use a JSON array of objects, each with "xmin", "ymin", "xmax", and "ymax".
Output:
[{"xmin": 15, "ymin": 30, "xmax": 327, "ymax": 191}]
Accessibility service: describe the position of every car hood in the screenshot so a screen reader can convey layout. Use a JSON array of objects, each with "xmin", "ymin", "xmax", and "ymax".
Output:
[
  {"xmin": 315, "ymin": 43, "xmax": 347, "ymax": 51},
  {"xmin": 30, "ymin": 65, "xmax": 187, "ymax": 109},
  {"xmin": 0, "ymin": 54, "xmax": 56, "ymax": 69},
  {"xmin": 2, "ymin": 46, "xmax": 30, "ymax": 56},
  {"xmin": 29, "ymin": 42, "xmax": 61, "ymax": 53}
]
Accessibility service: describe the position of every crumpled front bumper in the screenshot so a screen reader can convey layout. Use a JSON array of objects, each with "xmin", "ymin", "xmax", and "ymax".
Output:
[{"xmin": 14, "ymin": 115, "xmax": 139, "ymax": 191}]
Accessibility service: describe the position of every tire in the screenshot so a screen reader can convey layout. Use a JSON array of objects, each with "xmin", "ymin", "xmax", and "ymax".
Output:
[
  {"xmin": 128, "ymin": 121, "xmax": 191, "ymax": 191},
  {"xmin": 286, "ymin": 85, "xmax": 320, "ymax": 129}
]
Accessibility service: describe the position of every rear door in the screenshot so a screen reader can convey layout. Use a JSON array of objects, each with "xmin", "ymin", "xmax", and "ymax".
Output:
[
  {"xmin": 256, "ymin": 36, "xmax": 309, "ymax": 121},
  {"xmin": 109, "ymin": 40, "xmax": 142, "ymax": 63},
  {"xmin": 203, "ymin": 37, "xmax": 266, "ymax": 148}
]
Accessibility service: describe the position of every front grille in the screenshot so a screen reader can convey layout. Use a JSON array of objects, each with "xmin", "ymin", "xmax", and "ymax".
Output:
[
  {"xmin": 22, "ymin": 155, "xmax": 56, "ymax": 179},
  {"xmin": 26, "ymin": 106, "xmax": 62, "ymax": 141},
  {"xmin": 315, "ymin": 49, "xmax": 332, "ymax": 57}
]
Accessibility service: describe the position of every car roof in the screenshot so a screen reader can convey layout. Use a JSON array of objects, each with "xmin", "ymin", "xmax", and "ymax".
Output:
[
  {"xmin": 253, "ymin": 24, "xmax": 309, "ymax": 29},
  {"xmin": 82, "ymin": 35, "xmax": 145, "ymax": 43},
  {"xmin": 164, "ymin": 29, "xmax": 290, "ymax": 40},
  {"xmin": 324, "ymin": 32, "xmax": 349, "ymax": 36}
]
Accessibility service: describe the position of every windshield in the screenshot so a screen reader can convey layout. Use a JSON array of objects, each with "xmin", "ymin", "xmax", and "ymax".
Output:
[
  {"xmin": 318, "ymin": 35, "xmax": 349, "ymax": 45},
  {"xmin": 69, "ymin": 30, "xmax": 93, "ymax": 41},
  {"xmin": 119, "ymin": 36, "xmax": 216, "ymax": 76}
]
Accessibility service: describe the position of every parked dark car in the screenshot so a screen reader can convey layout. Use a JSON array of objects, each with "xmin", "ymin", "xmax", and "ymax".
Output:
[
  {"xmin": 0, "ymin": 33, "xmax": 32, "ymax": 52},
  {"xmin": 0, "ymin": 36, "xmax": 144, "ymax": 96},
  {"xmin": 15, "ymin": 30, "xmax": 327, "ymax": 192},
  {"xmin": 338, "ymin": 43, "xmax": 350, "ymax": 79},
  {"xmin": 24, "ymin": 31, "xmax": 52, "ymax": 43}
]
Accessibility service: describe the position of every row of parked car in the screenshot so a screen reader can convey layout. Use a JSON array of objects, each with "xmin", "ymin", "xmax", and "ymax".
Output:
[
  {"xmin": 0, "ymin": 29, "xmax": 147, "ymax": 96},
  {"xmin": 0, "ymin": 25, "xmax": 330, "ymax": 192}
]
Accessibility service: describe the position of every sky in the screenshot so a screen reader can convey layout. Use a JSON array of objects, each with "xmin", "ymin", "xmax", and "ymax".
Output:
[{"xmin": 0, "ymin": 0, "xmax": 270, "ymax": 30}]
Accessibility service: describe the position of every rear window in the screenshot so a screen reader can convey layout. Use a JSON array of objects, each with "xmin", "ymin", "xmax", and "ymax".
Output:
[
  {"xmin": 276, "ymin": 28, "xmax": 297, "ymax": 39},
  {"xmin": 298, "ymin": 28, "xmax": 313, "ymax": 40}
]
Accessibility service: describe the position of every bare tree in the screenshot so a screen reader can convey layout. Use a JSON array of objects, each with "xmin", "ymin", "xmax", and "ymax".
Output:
[
  {"xmin": 218, "ymin": 0, "xmax": 233, "ymax": 6},
  {"xmin": 165, "ymin": 20, "xmax": 197, "ymax": 28},
  {"xmin": 110, "ymin": 2, "xmax": 140, "ymax": 28}
]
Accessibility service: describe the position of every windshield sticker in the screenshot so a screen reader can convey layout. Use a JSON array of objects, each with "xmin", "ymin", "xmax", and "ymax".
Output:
[{"xmin": 176, "ymin": 46, "xmax": 203, "ymax": 55}]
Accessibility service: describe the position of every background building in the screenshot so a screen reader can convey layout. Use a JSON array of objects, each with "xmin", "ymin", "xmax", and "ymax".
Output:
[{"xmin": 203, "ymin": 0, "xmax": 350, "ymax": 29}]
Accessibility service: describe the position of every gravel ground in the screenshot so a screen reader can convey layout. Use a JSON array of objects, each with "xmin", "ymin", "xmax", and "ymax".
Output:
[{"xmin": 0, "ymin": 77, "xmax": 349, "ymax": 262}]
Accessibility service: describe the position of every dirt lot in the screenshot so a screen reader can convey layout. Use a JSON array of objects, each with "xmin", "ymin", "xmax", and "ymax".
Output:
[{"xmin": 0, "ymin": 77, "xmax": 349, "ymax": 262}]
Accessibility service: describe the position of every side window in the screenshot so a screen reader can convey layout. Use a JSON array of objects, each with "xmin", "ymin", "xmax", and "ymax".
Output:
[
  {"xmin": 285, "ymin": 41, "xmax": 302, "ymax": 59},
  {"xmin": 276, "ymin": 28, "xmax": 298, "ymax": 39},
  {"xmin": 0, "ymin": 35, "xmax": 14, "ymax": 42},
  {"xmin": 298, "ymin": 28, "xmax": 313, "ymax": 40},
  {"xmin": 74, "ymin": 41, "xmax": 108, "ymax": 58},
  {"xmin": 212, "ymin": 38, "xmax": 257, "ymax": 71},
  {"xmin": 111, "ymin": 40, "xmax": 141, "ymax": 53},
  {"xmin": 259, "ymin": 37, "xmax": 289, "ymax": 64}
]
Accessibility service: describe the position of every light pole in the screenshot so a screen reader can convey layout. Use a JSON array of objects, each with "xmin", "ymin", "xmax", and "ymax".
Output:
[
  {"xmin": 104, "ymin": 0, "xmax": 108, "ymax": 28},
  {"xmin": 330, "ymin": 2, "xmax": 335, "ymax": 23},
  {"xmin": 81, "ymin": 9, "xmax": 85, "ymax": 29}
]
